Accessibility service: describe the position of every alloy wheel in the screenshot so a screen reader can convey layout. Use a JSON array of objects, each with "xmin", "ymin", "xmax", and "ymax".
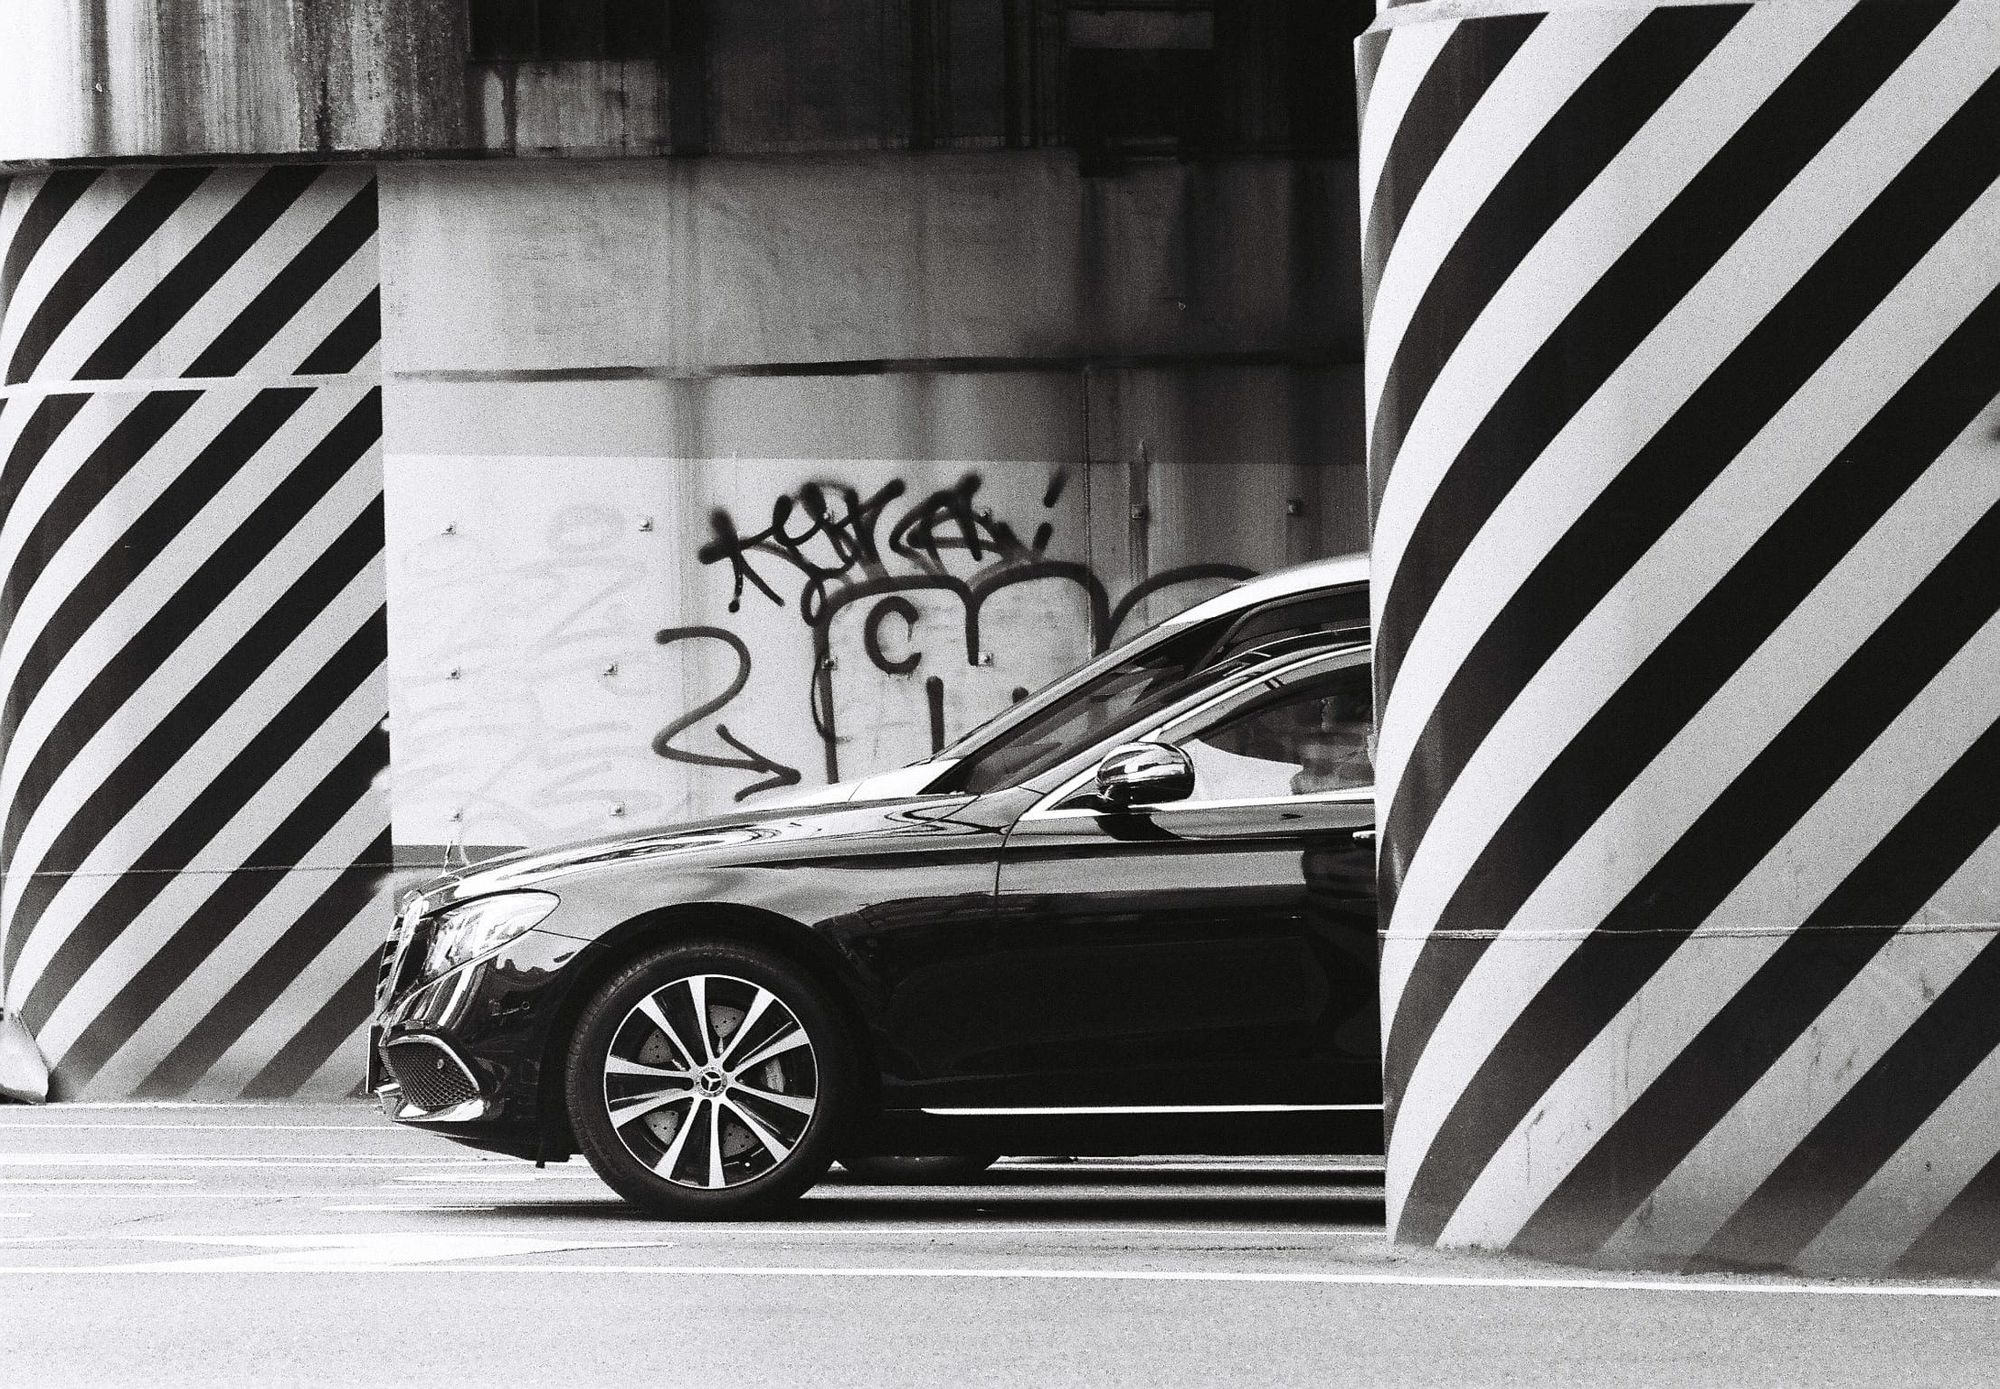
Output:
[{"xmin": 600, "ymin": 972, "xmax": 820, "ymax": 1190}]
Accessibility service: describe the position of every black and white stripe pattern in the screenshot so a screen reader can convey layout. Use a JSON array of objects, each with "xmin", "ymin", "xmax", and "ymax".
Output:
[
  {"xmin": 0, "ymin": 165, "xmax": 389, "ymax": 1099},
  {"xmin": 1364, "ymin": 0, "xmax": 2000, "ymax": 1273}
]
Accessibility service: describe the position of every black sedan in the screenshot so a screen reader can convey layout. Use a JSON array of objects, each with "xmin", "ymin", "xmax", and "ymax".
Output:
[{"xmin": 371, "ymin": 636, "xmax": 1378, "ymax": 1217}]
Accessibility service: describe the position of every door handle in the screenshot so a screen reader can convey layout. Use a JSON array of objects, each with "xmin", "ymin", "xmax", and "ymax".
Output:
[{"xmin": 1352, "ymin": 829, "xmax": 1376, "ymax": 843}]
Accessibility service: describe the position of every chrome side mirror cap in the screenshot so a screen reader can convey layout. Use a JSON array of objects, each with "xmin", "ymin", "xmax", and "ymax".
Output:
[{"xmin": 1094, "ymin": 741, "xmax": 1194, "ymax": 809}]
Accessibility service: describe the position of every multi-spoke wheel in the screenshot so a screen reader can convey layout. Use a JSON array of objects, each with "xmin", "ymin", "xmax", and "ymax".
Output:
[{"xmin": 566, "ymin": 941, "xmax": 853, "ymax": 1218}]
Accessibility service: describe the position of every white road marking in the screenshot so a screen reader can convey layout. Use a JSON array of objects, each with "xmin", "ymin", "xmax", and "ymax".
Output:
[
  {"xmin": 0, "ymin": 1191, "xmax": 532, "ymax": 1200},
  {"xmin": 0, "ymin": 1154, "xmax": 492, "ymax": 1168},
  {"xmin": 0, "ymin": 1102, "xmax": 327, "ymax": 1110},
  {"xmin": 0, "ymin": 1257, "xmax": 1995, "ymax": 1297},
  {"xmin": 390, "ymin": 1175, "xmax": 540, "ymax": 1184},
  {"xmin": 325, "ymin": 1205, "xmax": 502, "ymax": 1213},
  {"xmin": 0, "ymin": 1232, "xmax": 676, "ymax": 1271},
  {"xmin": 995, "ymin": 1162, "xmax": 1384, "ymax": 1176},
  {"xmin": 0, "ymin": 1179, "xmax": 197, "ymax": 1186},
  {"xmin": 0, "ymin": 1123, "xmax": 395, "ymax": 1131}
]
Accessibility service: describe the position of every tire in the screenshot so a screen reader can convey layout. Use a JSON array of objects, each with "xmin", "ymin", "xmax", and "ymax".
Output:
[
  {"xmin": 565, "ymin": 939, "xmax": 854, "ymax": 1219},
  {"xmin": 839, "ymin": 1153, "xmax": 1000, "ymax": 1184}
]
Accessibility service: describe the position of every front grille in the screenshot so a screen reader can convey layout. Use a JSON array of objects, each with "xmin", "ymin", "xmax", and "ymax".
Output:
[{"xmin": 382, "ymin": 1039, "xmax": 479, "ymax": 1113}]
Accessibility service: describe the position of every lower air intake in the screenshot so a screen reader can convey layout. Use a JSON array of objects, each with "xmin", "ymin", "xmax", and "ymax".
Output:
[{"xmin": 382, "ymin": 1039, "xmax": 479, "ymax": 1113}]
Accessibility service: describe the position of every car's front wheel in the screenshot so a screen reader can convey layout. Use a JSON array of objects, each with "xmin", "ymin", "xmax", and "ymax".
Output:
[{"xmin": 566, "ymin": 940, "xmax": 852, "ymax": 1219}]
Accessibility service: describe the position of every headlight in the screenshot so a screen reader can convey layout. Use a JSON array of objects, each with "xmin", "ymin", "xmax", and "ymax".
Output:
[{"xmin": 420, "ymin": 892, "xmax": 560, "ymax": 980}]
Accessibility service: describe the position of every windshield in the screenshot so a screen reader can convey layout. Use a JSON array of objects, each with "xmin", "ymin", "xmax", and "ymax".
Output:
[
  {"xmin": 939, "ymin": 626, "xmax": 1227, "ymax": 794},
  {"xmin": 931, "ymin": 623, "xmax": 1183, "ymax": 766}
]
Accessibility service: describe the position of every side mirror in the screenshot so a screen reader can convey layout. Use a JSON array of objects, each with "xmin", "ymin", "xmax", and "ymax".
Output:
[{"xmin": 1094, "ymin": 741, "xmax": 1194, "ymax": 809}]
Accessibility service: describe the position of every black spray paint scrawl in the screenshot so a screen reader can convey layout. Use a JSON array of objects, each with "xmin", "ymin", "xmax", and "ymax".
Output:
[{"xmin": 658, "ymin": 470, "xmax": 1248, "ymax": 791}]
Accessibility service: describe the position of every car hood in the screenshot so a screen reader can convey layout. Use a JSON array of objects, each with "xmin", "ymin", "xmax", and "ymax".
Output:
[
  {"xmin": 748, "ymin": 759, "xmax": 958, "ymax": 811},
  {"xmin": 405, "ymin": 760, "xmax": 968, "ymax": 910}
]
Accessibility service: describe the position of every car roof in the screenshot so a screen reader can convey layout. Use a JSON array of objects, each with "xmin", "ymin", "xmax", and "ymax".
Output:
[{"xmin": 1159, "ymin": 552, "xmax": 1369, "ymax": 629}]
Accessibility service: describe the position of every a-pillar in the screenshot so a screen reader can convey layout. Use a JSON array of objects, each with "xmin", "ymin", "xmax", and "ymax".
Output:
[{"xmin": 1363, "ymin": 0, "xmax": 2000, "ymax": 1275}]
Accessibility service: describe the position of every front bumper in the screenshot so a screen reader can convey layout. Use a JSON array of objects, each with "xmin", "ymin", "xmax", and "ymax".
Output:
[{"xmin": 369, "ymin": 923, "xmax": 589, "ymax": 1161}]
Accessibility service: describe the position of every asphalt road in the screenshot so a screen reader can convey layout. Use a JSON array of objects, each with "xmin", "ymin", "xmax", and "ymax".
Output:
[{"xmin": 0, "ymin": 1103, "xmax": 1996, "ymax": 1387}]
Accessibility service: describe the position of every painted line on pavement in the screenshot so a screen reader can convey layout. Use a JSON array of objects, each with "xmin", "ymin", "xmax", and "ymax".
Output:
[
  {"xmin": 994, "ymin": 1162, "xmax": 1385, "ymax": 1174},
  {"xmin": 0, "ymin": 1233, "xmax": 678, "ymax": 1270},
  {"xmin": 390, "ymin": 1175, "xmax": 541, "ymax": 1184},
  {"xmin": 0, "ymin": 1191, "xmax": 546, "ymax": 1199},
  {"xmin": 327, "ymin": 1205, "xmax": 504, "ymax": 1213},
  {"xmin": 0, "ymin": 1123, "xmax": 406, "ymax": 1131},
  {"xmin": 0, "ymin": 1258, "xmax": 1996, "ymax": 1296},
  {"xmin": 0, "ymin": 1155, "xmax": 494, "ymax": 1168},
  {"xmin": 0, "ymin": 1102, "xmax": 360, "ymax": 1109},
  {"xmin": 0, "ymin": 1179, "xmax": 198, "ymax": 1186},
  {"xmin": 0, "ymin": 1103, "xmax": 341, "ymax": 1111}
]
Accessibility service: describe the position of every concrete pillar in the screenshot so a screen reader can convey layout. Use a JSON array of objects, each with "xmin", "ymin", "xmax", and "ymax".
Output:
[
  {"xmin": 0, "ymin": 166, "xmax": 391, "ymax": 1099},
  {"xmin": 1364, "ymin": 0, "xmax": 2000, "ymax": 1275}
]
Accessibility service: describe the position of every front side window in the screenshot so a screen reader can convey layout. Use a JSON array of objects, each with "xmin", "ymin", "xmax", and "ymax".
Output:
[
  {"xmin": 936, "ymin": 584, "xmax": 1367, "ymax": 797},
  {"xmin": 1175, "ymin": 662, "xmax": 1373, "ymax": 803}
]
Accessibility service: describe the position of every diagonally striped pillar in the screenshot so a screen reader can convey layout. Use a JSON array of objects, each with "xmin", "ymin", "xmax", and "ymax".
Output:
[
  {"xmin": 1363, "ymin": 0, "xmax": 2000, "ymax": 1274},
  {"xmin": 0, "ymin": 165, "xmax": 392, "ymax": 1100}
]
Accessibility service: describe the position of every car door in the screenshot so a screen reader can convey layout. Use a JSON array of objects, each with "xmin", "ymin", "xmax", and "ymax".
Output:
[{"xmin": 952, "ymin": 650, "xmax": 1379, "ymax": 1114}]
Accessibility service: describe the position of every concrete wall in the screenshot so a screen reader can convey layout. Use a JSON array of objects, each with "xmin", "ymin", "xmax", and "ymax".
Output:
[
  {"xmin": 377, "ymin": 152, "xmax": 1363, "ymax": 853},
  {"xmin": 0, "ymin": 1, "xmax": 1362, "ymax": 165},
  {"xmin": 0, "ymin": 1, "xmax": 473, "ymax": 163}
]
